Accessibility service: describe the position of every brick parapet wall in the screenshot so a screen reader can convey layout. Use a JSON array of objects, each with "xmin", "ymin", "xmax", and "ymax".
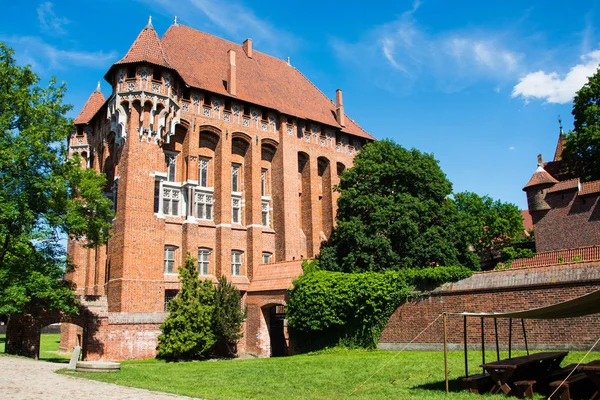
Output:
[
  {"xmin": 379, "ymin": 262, "xmax": 600, "ymax": 351},
  {"xmin": 510, "ymin": 246, "xmax": 600, "ymax": 269}
]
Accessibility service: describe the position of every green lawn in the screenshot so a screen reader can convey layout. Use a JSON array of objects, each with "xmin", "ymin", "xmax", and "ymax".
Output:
[
  {"xmin": 0, "ymin": 333, "xmax": 71, "ymax": 363},
  {"xmin": 59, "ymin": 349, "xmax": 600, "ymax": 400}
]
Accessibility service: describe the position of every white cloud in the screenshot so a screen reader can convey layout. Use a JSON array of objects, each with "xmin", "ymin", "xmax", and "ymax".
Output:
[
  {"xmin": 512, "ymin": 50, "xmax": 600, "ymax": 104},
  {"xmin": 0, "ymin": 35, "xmax": 116, "ymax": 71},
  {"xmin": 331, "ymin": 3, "xmax": 522, "ymax": 93},
  {"xmin": 137, "ymin": 0, "xmax": 298, "ymax": 55},
  {"xmin": 37, "ymin": 2, "xmax": 70, "ymax": 36}
]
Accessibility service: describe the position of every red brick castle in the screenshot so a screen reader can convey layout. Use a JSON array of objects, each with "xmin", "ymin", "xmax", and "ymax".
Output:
[{"xmin": 62, "ymin": 17, "xmax": 373, "ymax": 360}]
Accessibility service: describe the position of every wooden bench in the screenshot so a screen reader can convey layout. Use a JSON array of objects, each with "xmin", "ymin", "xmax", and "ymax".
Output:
[
  {"xmin": 549, "ymin": 373, "xmax": 589, "ymax": 400},
  {"xmin": 461, "ymin": 373, "xmax": 492, "ymax": 394},
  {"xmin": 514, "ymin": 380, "xmax": 536, "ymax": 398}
]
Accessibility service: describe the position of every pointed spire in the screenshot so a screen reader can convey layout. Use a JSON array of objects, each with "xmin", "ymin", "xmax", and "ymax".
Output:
[
  {"xmin": 112, "ymin": 18, "xmax": 171, "ymax": 69},
  {"xmin": 74, "ymin": 86, "xmax": 106, "ymax": 125},
  {"xmin": 554, "ymin": 115, "xmax": 567, "ymax": 162}
]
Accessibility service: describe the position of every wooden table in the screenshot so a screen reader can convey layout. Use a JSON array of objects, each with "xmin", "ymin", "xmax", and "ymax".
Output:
[
  {"xmin": 576, "ymin": 359, "xmax": 600, "ymax": 400},
  {"xmin": 481, "ymin": 351, "xmax": 568, "ymax": 395}
]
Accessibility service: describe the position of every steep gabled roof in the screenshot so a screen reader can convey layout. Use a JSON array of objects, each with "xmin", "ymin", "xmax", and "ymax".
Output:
[
  {"xmin": 523, "ymin": 165, "xmax": 559, "ymax": 190},
  {"xmin": 160, "ymin": 24, "xmax": 373, "ymax": 140},
  {"xmin": 74, "ymin": 86, "xmax": 105, "ymax": 125},
  {"xmin": 114, "ymin": 21, "xmax": 170, "ymax": 69}
]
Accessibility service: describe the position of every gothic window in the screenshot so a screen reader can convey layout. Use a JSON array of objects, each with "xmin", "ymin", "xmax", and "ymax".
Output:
[
  {"xmin": 232, "ymin": 197, "xmax": 241, "ymax": 224},
  {"xmin": 199, "ymin": 157, "xmax": 209, "ymax": 188},
  {"xmin": 261, "ymin": 168, "xmax": 267, "ymax": 197},
  {"xmin": 162, "ymin": 188, "xmax": 181, "ymax": 216},
  {"xmin": 165, "ymin": 152, "xmax": 177, "ymax": 182},
  {"xmin": 262, "ymin": 200, "xmax": 270, "ymax": 227},
  {"xmin": 232, "ymin": 163, "xmax": 240, "ymax": 192},
  {"xmin": 194, "ymin": 192, "xmax": 213, "ymax": 220}
]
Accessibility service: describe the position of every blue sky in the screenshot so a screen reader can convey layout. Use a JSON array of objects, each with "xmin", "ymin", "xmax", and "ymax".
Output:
[{"xmin": 1, "ymin": 0, "xmax": 599, "ymax": 209}]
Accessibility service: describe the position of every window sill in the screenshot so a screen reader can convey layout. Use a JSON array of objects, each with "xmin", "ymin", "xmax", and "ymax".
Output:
[
  {"xmin": 196, "ymin": 219, "xmax": 216, "ymax": 228},
  {"xmin": 231, "ymin": 224, "xmax": 247, "ymax": 231},
  {"xmin": 262, "ymin": 227, "xmax": 276, "ymax": 234},
  {"xmin": 165, "ymin": 216, "xmax": 185, "ymax": 225}
]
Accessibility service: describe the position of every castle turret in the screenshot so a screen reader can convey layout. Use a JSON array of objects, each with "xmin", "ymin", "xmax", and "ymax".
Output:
[{"xmin": 522, "ymin": 155, "xmax": 558, "ymax": 212}]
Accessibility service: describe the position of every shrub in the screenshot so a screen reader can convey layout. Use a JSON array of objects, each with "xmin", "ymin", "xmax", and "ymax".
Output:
[
  {"xmin": 212, "ymin": 275, "xmax": 247, "ymax": 356},
  {"xmin": 286, "ymin": 266, "xmax": 472, "ymax": 351},
  {"xmin": 157, "ymin": 256, "xmax": 215, "ymax": 360}
]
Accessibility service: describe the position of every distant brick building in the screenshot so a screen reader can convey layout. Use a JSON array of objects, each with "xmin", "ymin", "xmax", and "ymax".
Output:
[
  {"xmin": 63, "ymin": 17, "xmax": 373, "ymax": 360},
  {"xmin": 522, "ymin": 128, "xmax": 600, "ymax": 253}
]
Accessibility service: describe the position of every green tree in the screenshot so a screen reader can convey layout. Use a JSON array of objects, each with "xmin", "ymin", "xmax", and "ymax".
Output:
[
  {"xmin": 562, "ymin": 67, "xmax": 600, "ymax": 181},
  {"xmin": 212, "ymin": 275, "xmax": 247, "ymax": 356},
  {"xmin": 157, "ymin": 255, "xmax": 215, "ymax": 360},
  {"xmin": 319, "ymin": 139, "xmax": 476, "ymax": 272},
  {"xmin": 0, "ymin": 43, "xmax": 114, "ymax": 317},
  {"xmin": 453, "ymin": 191, "xmax": 525, "ymax": 261}
]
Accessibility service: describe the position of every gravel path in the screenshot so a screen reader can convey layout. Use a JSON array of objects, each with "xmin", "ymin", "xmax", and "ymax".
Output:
[{"xmin": 0, "ymin": 356, "xmax": 199, "ymax": 400}]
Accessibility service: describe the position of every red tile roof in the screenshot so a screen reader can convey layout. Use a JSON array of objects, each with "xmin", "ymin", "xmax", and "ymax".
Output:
[
  {"xmin": 160, "ymin": 25, "xmax": 373, "ymax": 140},
  {"xmin": 580, "ymin": 180, "xmax": 600, "ymax": 196},
  {"xmin": 547, "ymin": 178, "xmax": 580, "ymax": 193},
  {"xmin": 74, "ymin": 89, "xmax": 105, "ymax": 125},
  {"xmin": 248, "ymin": 260, "xmax": 304, "ymax": 292},
  {"xmin": 114, "ymin": 24, "xmax": 171, "ymax": 69},
  {"xmin": 522, "ymin": 165, "xmax": 559, "ymax": 190}
]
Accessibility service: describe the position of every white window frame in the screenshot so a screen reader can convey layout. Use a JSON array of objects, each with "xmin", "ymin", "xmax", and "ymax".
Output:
[
  {"xmin": 232, "ymin": 195, "xmax": 241, "ymax": 224},
  {"xmin": 232, "ymin": 251, "xmax": 243, "ymax": 276},
  {"xmin": 261, "ymin": 168, "xmax": 267, "ymax": 196},
  {"xmin": 164, "ymin": 246, "xmax": 176, "ymax": 274},
  {"xmin": 231, "ymin": 163, "xmax": 240, "ymax": 192},
  {"xmin": 198, "ymin": 248, "xmax": 211, "ymax": 275},
  {"xmin": 262, "ymin": 252, "xmax": 272, "ymax": 264},
  {"xmin": 194, "ymin": 189, "xmax": 214, "ymax": 221},
  {"xmin": 162, "ymin": 186, "xmax": 182, "ymax": 216},
  {"xmin": 199, "ymin": 157, "xmax": 210, "ymax": 188},
  {"xmin": 165, "ymin": 152, "xmax": 177, "ymax": 182},
  {"xmin": 262, "ymin": 199, "xmax": 270, "ymax": 227}
]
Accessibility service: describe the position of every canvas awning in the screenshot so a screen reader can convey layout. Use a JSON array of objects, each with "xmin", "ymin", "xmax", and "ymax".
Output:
[{"xmin": 459, "ymin": 289, "xmax": 600, "ymax": 320}]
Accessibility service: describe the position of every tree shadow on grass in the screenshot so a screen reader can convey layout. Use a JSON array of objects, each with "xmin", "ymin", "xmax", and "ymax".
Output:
[{"xmin": 411, "ymin": 377, "xmax": 466, "ymax": 394}]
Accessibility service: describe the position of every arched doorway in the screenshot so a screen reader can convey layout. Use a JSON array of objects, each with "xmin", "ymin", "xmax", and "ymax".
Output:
[{"xmin": 263, "ymin": 304, "xmax": 288, "ymax": 357}]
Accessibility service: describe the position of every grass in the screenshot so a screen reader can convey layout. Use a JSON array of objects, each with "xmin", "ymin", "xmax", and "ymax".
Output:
[
  {"xmin": 59, "ymin": 348, "xmax": 600, "ymax": 400},
  {"xmin": 0, "ymin": 333, "xmax": 71, "ymax": 363}
]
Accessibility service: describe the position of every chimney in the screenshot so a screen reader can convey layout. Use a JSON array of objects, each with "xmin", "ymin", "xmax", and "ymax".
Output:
[
  {"xmin": 228, "ymin": 50, "xmax": 237, "ymax": 96},
  {"xmin": 243, "ymin": 38, "xmax": 253, "ymax": 58},
  {"xmin": 335, "ymin": 89, "xmax": 345, "ymax": 127}
]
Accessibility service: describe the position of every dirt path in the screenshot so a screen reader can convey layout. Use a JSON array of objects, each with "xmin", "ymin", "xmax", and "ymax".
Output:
[{"xmin": 0, "ymin": 356, "xmax": 199, "ymax": 400}]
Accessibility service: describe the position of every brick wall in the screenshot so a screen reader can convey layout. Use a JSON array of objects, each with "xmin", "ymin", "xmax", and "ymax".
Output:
[
  {"xmin": 531, "ymin": 189, "xmax": 600, "ymax": 252},
  {"xmin": 379, "ymin": 262, "xmax": 600, "ymax": 351}
]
